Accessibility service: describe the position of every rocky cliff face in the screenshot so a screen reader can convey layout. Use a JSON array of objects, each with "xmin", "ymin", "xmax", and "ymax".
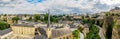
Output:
[
  {"xmin": 102, "ymin": 16, "xmax": 114, "ymax": 35},
  {"xmin": 112, "ymin": 19, "xmax": 120, "ymax": 39},
  {"xmin": 109, "ymin": 7, "xmax": 120, "ymax": 39},
  {"xmin": 112, "ymin": 27, "xmax": 120, "ymax": 39},
  {"xmin": 102, "ymin": 12, "xmax": 118, "ymax": 39},
  {"xmin": 100, "ymin": 7, "xmax": 120, "ymax": 39}
]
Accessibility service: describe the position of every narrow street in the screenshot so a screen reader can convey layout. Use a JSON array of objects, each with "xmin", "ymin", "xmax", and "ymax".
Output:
[
  {"xmin": 95, "ymin": 25, "xmax": 105, "ymax": 39},
  {"xmin": 80, "ymin": 32, "xmax": 84, "ymax": 39}
]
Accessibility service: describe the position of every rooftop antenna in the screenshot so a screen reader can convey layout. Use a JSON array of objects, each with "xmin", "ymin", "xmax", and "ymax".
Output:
[{"xmin": 47, "ymin": 9, "xmax": 50, "ymax": 28}]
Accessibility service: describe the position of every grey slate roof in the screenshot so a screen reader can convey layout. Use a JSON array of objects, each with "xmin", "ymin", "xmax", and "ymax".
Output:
[
  {"xmin": 51, "ymin": 28, "xmax": 72, "ymax": 38},
  {"xmin": 0, "ymin": 28, "xmax": 12, "ymax": 36},
  {"xmin": 38, "ymin": 27, "xmax": 47, "ymax": 37},
  {"xmin": 12, "ymin": 23, "xmax": 35, "ymax": 27}
]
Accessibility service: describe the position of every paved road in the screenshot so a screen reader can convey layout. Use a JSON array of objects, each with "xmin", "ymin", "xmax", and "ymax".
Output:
[
  {"xmin": 80, "ymin": 32, "xmax": 84, "ymax": 39},
  {"xmin": 95, "ymin": 25, "xmax": 105, "ymax": 39}
]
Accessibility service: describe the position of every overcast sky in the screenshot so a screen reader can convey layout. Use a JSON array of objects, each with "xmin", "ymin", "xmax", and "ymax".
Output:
[{"xmin": 0, "ymin": 0, "xmax": 120, "ymax": 14}]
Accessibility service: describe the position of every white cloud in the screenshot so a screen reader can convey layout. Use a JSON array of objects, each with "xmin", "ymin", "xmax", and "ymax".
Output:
[
  {"xmin": 100, "ymin": 0, "xmax": 120, "ymax": 5},
  {"xmin": 0, "ymin": 0, "xmax": 120, "ymax": 14},
  {"xmin": 0, "ymin": 0, "xmax": 12, "ymax": 2}
]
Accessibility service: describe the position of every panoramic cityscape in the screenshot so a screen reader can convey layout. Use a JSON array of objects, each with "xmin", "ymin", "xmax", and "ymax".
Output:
[{"xmin": 0, "ymin": 0, "xmax": 120, "ymax": 39}]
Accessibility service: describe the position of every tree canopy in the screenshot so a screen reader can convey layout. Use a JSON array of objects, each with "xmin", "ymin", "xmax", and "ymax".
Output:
[
  {"xmin": 33, "ymin": 14, "xmax": 41, "ymax": 22},
  {"xmin": 85, "ymin": 24, "xmax": 100, "ymax": 39},
  {"xmin": 82, "ymin": 18, "xmax": 100, "ymax": 39},
  {"xmin": 43, "ymin": 14, "xmax": 58, "ymax": 23},
  {"xmin": 24, "ymin": 14, "xmax": 27, "ymax": 17},
  {"xmin": 12, "ymin": 17, "xmax": 20, "ymax": 23},
  {"xmin": 73, "ymin": 30, "xmax": 80, "ymax": 39},
  {"xmin": 0, "ymin": 21, "xmax": 10, "ymax": 30}
]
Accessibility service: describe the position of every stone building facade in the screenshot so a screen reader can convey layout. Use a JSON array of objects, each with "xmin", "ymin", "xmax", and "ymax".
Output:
[{"xmin": 5, "ymin": 23, "xmax": 73, "ymax": 39}]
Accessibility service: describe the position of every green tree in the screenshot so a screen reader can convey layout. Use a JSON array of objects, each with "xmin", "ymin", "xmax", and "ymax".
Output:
[
  {"xmin": 85, "ymin": 24, "xmax": 100, "ymax": 39},
  {"xmin": 73, "ymin": 30, "xmax": 80, "ymax": 39},
  {"xmin": 105, "ymin": 12, "xmax": 110, "ymax": 16},
  {"xmin": 77, "ymin": 26, "xmax": 83, "ymax": 32},
  {"xmin": 3, "ymin": 14, "xmax": 7, "ymax": 22},
  {"xmin": 34, "ymin": 14, "xmax": 41, "ymax": 22},
  {"xmin": 43, "ymin": 14, "xmax": 58, "ymax": 23},
  {"xmin": 4, "ymin": 14, "xmax": 7, "ymax": 16},
  {"xmin": 0, "ymin": 21, "xmax": 10, "ymax": 30},
  {"xmin": 28, "ymin": 16, "xmax": 32, "ymax": 21},
  {"xmin": 24, "ymin": 14, "xmax": 27, "ymax": 17},
  {"xmin": 82, "ymin": 15, "xmax": 84, "ymax": 19},
  {"xmin": 12, "ymin": 17, "xmax": 20, "ymax": 23},
  {"xmin": 82, "ymin": 18, "xmax": 95, "ymax": 24}
]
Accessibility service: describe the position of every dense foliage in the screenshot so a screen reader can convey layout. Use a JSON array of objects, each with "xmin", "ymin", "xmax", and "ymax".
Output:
[
  {"xmin": 105, "ymin": 12, "xmax": 110, "ymax": 16},
  {"xmin": 28, "ymin": 16, "xmax": 32, "ymax": 21},
  {"xmin": 33, "ymin": 14, "xmax": 58, "ymax": 23},
  {"xmin": 77, "ymin": 26, "xmax": 83, "ymax": 32},
  {"xmin": 43, "ymin": 14, "xmax": 58, "ymax": 23},
  {"xmin": 85, "ymin": 24, "xmax": 100, "ymax": 39},
  {"xmin": 0, "ymin": 21, "xmax": 10, "ymax": 30},
  {"xmin": 72, "ymin": 30, "xmax": 80, "ymax": 39},
  {"xmin": 12, "ymin": 17, "xmax": 20, "ymax": 23},
  {"xmin": 82, "ymin": 18, "xmax": 95, "ymax": 24},
  {"xmin": 34, "ymin": 14, "xmax": 41, "ymax": 22},
  {"xmin": 24, "ymin": 14, "xmax": 27, "ymax": 17},
  {"xmin": 82, "ymin": 18, "xmax": 100, "ymax": 39}
]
